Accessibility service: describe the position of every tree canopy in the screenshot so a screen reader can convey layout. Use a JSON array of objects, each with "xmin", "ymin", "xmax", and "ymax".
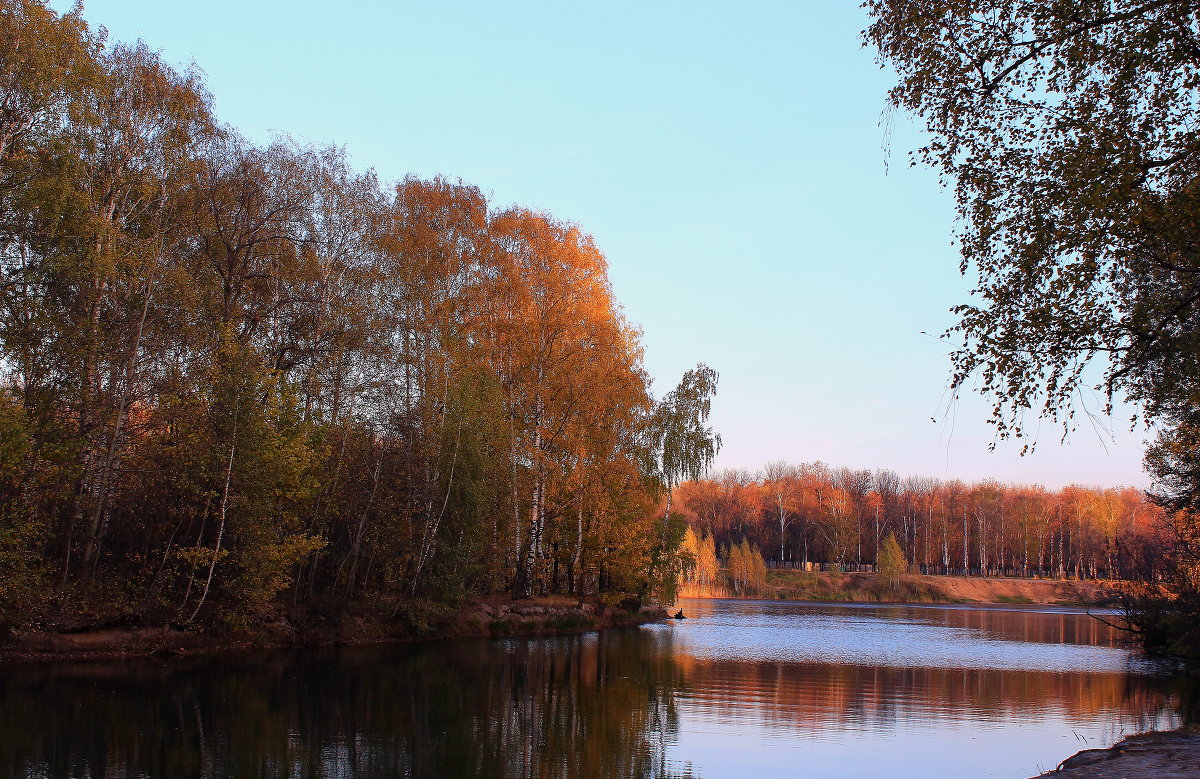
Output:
[
  {"xmin": 0, "ymin": 0, "xmax": 719, "ymax": 629},
  {"xmin": 649, "ymin": 363, "xmax": 721, "ymax": 497},
  {"xmin": 865, "ymin": 1, "xmax": 1200, "ymax": 455}
]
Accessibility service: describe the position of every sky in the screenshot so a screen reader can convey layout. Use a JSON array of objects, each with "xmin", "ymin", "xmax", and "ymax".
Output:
[{"xmin": 58, "ymin": 0, "xmax": 1149, "ymax": 489}]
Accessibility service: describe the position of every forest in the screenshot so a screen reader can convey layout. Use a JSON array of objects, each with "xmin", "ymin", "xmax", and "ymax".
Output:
[
  {"xmin": 0, "ymin": 1, "xmax": 722, "ymax": 632},
  {"xmin": 0, "ymin": 0, "xmax": 1185, "ymax": 648},
  {"xmin": 675, "ymin": 465, "xmax": 1166, "ymax": 585}
]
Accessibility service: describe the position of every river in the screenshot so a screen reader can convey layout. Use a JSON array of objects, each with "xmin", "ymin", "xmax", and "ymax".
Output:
[{"xmin": 0, "ymin": 598, "xmax": 1189, "ymax": 778}]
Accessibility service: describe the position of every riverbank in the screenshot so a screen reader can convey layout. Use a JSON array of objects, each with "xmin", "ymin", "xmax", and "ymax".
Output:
[
  {"xmin": 1035, "ymin": 726, "xmax": 1200, "ymax": 778},
  {"xmin": 0, "ymin": 596, "xmax": 665, "ymax": 665},
  {"xmin": 679, "ymin": 570, "xmax": 1113, "ymax": 605}
]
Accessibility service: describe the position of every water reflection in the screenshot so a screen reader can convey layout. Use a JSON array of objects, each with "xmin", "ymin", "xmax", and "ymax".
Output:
[
  {"xmin": 671, "ymin": 658, "xmax": 1177, "ymax": 732},
  {"xmin": 0, "ymin": 631, "xmax": 694, "ymax": 779},
  {"xmin": 668, "ymin": 599, "xmax": 1154, "ymax": 672},
  {"xmin": 0, "ymin": 601, "xmax": 1190, "ymax": 779},
  {"xmin": 661, "ymin": 599, "xmax": 1187, "ymax": 778}
]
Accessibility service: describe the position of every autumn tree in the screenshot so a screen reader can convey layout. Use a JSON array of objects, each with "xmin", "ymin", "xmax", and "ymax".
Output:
[
  {"xmin": 366, "ymin": 175, "xmax": 498, "ymax": 599},
  {"xmin": 696, "ymin": 531, "xmax": 719, "ymax": 587},
  {"xmin": 0, "ymin": 0, "xmax": 100, "ymax": 185},
  {"xmin": 727, "ymin": 538, "xmax": 766, "ymax": 594},
  {"xmin": 814, "ymin": 476, "xmax": 858, "ymax": 567},
  {"xmin": 678, "ymin": 463, "xmax": 1161, "ymax": 582},
  {"xmin": 0, "ymin": 0, "xmax": 694, "ymax": 632},
  {"xmin": 485, "ymin": 209, "xmax": 657, "ymax": 598},
  {"xmin": 762, "ymin": 460, "xmax": 800, "ymax": 562}
]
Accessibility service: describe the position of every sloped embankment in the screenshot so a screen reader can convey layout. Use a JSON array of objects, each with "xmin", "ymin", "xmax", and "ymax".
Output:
[{"xmin": 682, "ymin": 571, "xmax": 1112, "ymax": 605}]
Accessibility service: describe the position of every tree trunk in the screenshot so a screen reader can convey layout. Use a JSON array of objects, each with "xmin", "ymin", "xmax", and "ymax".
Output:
[
  {"xmin": 571, "ymin": 505, "xmax": 584, "ymax": 594},
  {"xmin": 962, "ymin": 509, "xmax": 969, "ymax": 574},
  {"xmin": 188, "ymin": 437, "xmax": 236, "ymax": 623},
  {"xmin": 82, "ymin": 282, "xmax": 154, "ymax": 573}
]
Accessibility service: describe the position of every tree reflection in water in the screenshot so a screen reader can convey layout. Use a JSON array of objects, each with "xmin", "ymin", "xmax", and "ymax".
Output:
[
  {"xmin": 0, "ymin": 604, "xmax": 1193, "ymax": 779},
  {"xmin": 0, "ymin": 629, "xmax": 697, "ymax": 779}
]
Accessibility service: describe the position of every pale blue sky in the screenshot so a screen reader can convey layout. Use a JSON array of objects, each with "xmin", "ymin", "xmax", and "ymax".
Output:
[{"xmin": 64, "ymin": 0, "xmax": 1147, "ymax": 488}]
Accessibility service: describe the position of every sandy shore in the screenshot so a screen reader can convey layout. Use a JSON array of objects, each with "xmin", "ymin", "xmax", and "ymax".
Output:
[{"xmin": 1034, "ymin": 727, "xmax": 1200, "ymax": 778}]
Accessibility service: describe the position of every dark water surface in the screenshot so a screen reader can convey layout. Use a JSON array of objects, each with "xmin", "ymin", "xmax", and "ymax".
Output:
[{"xmin": 0, "ymin": 599, "xmax": 1190, "ymax": 778}]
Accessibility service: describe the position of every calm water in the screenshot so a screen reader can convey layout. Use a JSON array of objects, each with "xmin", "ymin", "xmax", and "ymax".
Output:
[{"xmin": 0, "ymin": 599, "xmax": 1190, "ymax": 779}]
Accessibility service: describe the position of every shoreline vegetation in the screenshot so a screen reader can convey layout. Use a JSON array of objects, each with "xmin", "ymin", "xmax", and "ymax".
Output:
[
  {"xmin": 678, "ymin": 570, "xmax": 1115, "ymax": 606},
  {"xmin": 0, "ymin": 569, "xmax": 1115, "ymax": 666},
  {"xmin": 0, "ymin": 596, "xmax": 666, "ymax": 666},
  {"xmin": 0, "ymin": 569, "xmax": 1112, "ymax": 667}
]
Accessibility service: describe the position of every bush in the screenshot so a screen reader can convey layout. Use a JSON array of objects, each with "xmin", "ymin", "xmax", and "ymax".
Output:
[{"xmin": 877, "ymin": 533, "xmax": 907, "ymax": 590}]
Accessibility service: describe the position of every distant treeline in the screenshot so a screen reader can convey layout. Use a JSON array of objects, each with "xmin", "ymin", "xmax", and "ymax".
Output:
[
  {"xmin": 0, "ymin": 1, "xmax": 705, "ymax": 629},
  {"xmin": 675, "ymin": 464, "xmax": 1166, "ymax": 581}
]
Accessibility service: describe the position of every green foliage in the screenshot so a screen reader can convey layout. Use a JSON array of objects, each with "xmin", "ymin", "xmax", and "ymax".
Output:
[
  {"xmin": 406, "ymin": 367, "xmax": 511, "ymax": 600},
  {"xmin": 0, "ymin": 519, "xmax": 41, "ymax": 637},
  {"xmin": 647, "ymin": 515, "xmax": 689, "ymax": 603},
  {"xmin": 877, "ymin": 532, "xmax": 907, "ymax": 589},
  {"xmin": 392, "ymin": 598, "xmax": 458, "ymax": 637},
  {"xmin": 1146, "ymin": 406, "xmax": 1200, "ymax": 513},
  {"xmin": 1122, "ymin": 584, "xmax": 1200, "ymax": 661},
  {"xmin": 645, "ymin": 365, "xmax": 722, "ymax": 600},
  {"xmin": 648, "ymin": 364, "xmax": 721, "ymax": 492},
  {"xmin": 865, "ymin": 1, "xmax": 1200, "ymax": 443},
  {"xmin": 198, "ymin": 338, "xmax": 324, "ymax": 620}
]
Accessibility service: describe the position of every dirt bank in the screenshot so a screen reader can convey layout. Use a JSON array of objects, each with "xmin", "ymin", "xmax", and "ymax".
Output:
[
  {"xmin": 914, "ymin": 573, "xmax": 1110, "ymax": 604},
  {"xmin": 681, "ymin": 570, "xmax": 1113, "ymax": 605},
  {"xmin": 1034, "ymin": 726, "xmax": 1200, "ymax": 778},
  {"xmin": 0, "ymin": 596, "xmax": 664, "ymax": 666}
]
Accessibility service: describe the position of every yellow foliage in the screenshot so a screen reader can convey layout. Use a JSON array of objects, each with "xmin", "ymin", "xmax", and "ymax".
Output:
[
  {"xmin": 175, "ymin": 546, "xmax": 230, "ymax": 568},
  {"xmin": 727, "ymin": 538, "xmax": 766, "ymax": 594}
]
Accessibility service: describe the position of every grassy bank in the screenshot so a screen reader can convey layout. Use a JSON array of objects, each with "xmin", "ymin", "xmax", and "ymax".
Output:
[
  {"xmin": 679, "ymin": 570, "xmax": 1115, "ymax": 606},
  {"xmin": 0, "ymin": 596, "xmax": 665, "ymax": 666}
]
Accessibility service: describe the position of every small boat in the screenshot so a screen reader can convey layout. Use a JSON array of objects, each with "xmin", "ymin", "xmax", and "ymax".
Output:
[{"xmin": 673, "ymin": 609, "xmax": 686, "ymax": 620}]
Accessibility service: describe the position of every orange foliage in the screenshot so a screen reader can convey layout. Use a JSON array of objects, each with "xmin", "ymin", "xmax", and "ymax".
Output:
[{"xmin": 675, "ymin": 464, "xmax": 1166, "ymax": 581}]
